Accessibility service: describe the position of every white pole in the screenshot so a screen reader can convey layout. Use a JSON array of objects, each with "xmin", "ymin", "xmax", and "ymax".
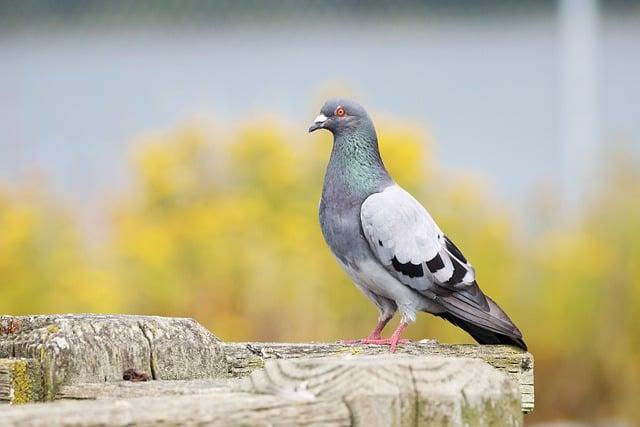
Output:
[{"xmin": 559, "ymin": 0, "xmax": 600, "ymax": 211}]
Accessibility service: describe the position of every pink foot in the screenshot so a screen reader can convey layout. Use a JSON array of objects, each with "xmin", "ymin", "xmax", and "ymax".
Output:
[{"xmin": 340, "ymin": 322, "xmax": 411, "ymax": 353}]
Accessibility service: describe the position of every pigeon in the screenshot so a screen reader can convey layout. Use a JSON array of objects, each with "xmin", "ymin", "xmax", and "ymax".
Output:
[{"xmin": 309, "ymin": 99, "xmax": 527, "ymax": 352}]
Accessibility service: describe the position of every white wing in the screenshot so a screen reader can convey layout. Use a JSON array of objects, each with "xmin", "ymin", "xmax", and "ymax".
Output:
[{"xmin": 360, "ymin": 185, "xmax": 475, "ymax": 292}]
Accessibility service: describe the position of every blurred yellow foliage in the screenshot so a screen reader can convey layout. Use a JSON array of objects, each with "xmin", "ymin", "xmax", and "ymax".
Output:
[
  {"xmin": 1, "ymin": 118, "xmax": 639, "ymax": 423},
  {"xmin": 0, "ymin": 187, "xmax": 121, "ymax": 314}
]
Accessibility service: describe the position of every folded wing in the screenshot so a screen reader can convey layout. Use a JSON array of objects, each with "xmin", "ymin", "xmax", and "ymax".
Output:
[{"xmin": 360, "ymin": 185, "xmax": 526, "ymax": 350}]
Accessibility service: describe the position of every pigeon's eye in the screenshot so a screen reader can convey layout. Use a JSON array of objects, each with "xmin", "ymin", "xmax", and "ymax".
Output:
[{"xmin": 335, "ymin": 106, "xmax": 346, "ymax": 117}]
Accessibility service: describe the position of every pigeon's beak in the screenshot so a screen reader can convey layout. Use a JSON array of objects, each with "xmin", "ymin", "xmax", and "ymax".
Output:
[{"xmin": 308, "ymin": 114, "xmax": 328, "ymax": 133}]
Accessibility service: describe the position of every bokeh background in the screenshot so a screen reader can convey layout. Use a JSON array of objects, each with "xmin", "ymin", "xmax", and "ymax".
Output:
[{"xmin": 1, "ymin": 0, "xmax": 639, "ymax": 424}]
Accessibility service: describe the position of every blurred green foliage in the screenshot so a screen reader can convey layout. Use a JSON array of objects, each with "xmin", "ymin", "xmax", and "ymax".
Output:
[{"xmin": 0, "ymin": 117, "xmax": 638, "ymax": 423}]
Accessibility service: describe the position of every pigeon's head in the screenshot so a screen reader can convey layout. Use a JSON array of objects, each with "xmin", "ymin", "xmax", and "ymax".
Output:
[{"xmin": 308, "ymin": 99, "xmax": 371, "ymax": 135}]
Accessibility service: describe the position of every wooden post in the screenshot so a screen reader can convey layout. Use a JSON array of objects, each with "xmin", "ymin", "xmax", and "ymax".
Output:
[{"xmin": 0, "ymin": 315, "xmax": 533, "ymax": 426}]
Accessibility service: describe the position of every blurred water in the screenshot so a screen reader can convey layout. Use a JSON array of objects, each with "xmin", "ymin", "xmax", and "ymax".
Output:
[{"xmin": 0, "ymin": 13, "xmax": 639, "ymax": 226}]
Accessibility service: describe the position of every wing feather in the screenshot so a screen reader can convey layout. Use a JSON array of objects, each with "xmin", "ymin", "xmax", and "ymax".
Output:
[{"xmin": 360, "ymin": 185, "xmax": 476, "ymax": 292}]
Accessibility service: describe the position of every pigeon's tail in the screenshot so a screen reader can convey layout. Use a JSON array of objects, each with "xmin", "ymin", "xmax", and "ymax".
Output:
[{"xmin": 432, "ymin": 283, "xmax": 527, "ymax": 351}]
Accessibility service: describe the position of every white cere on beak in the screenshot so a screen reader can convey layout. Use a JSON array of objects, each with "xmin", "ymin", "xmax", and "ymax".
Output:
[{"xmin": 314, "ymin": 114, "xmax": 328, "ymax": 124}]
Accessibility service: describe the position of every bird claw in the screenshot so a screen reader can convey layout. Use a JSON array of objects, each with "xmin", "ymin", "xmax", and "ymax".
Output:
[{"xmin": 338, "ymin": 322, "xmax": 410, "ymax": 352}]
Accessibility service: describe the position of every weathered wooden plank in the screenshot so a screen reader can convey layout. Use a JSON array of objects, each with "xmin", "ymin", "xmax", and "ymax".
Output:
[
  {"xmin": 0, "ymin": 355, "xmax": 522, "ymax": 427},
  {"xmin": 56, "ymin": 379, "xmax": 234, "ymax": 400},
  {"xmin": 222, "ymin": 340, "xmax": 534, "ymax": 413},
  {"xmin": 0, "ymin": 392, "xmax": 352, "ymax": 426},
  {"xmin": 0, "ymin": 315, "xmax": 226, "ymax": 400},
  {"xmin": 241, "ymin": 355, "xmax": 522, "ymax": 426},
  {"xmin": 0, "ymin": 315, "xmax": 534, "ymax": 417}
]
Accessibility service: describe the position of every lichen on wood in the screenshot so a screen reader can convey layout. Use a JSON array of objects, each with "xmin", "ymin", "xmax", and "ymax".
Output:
[{"xmin": 0, "ymin": 358, "xmax": 43, "ymax": 404}]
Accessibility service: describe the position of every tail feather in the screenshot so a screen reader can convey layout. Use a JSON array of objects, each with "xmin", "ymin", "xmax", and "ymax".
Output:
[
  {"xmin": 436, "ymin": 310, "xmax": 528, "ymax": 350},
  {"xmin": 432, "ymin": 284, "xmax": 527, "ymax": 351}
]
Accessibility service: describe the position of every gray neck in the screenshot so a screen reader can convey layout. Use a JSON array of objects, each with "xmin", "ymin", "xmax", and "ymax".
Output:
[{"xmin": 323, "ymin": 121, "xmax": 393, "ymax": 200}]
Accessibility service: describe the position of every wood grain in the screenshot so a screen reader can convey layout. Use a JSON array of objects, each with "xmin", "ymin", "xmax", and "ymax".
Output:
[
  {"xmin": 1, "ymin": 356, "xmax": 522, "ymax": 427},
  {"xmin": 222, "ymin": 340, "xmax": 534, "ymax": 413}
]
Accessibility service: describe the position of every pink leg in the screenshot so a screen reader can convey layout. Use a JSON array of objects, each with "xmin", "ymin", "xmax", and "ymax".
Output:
[
  {"xmin": 342, "ymin": 321, "xmax": 410, "ymax": 352},
  {"xmin": 365, "ymin": 319, "xmax": 387, "ymax": 340},
  {"xmin": 388, "ymin": 321, "xmax": 409, "ymax": 353},
  {"xmin": 360, "ymin": 321, "xmax": 409, "ymax": 352}
]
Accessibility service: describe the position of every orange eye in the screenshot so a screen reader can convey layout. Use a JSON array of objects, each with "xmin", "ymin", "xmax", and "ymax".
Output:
[{"xmin": 335, "ymin": 106, "xmax": 346, "ymax": 117}]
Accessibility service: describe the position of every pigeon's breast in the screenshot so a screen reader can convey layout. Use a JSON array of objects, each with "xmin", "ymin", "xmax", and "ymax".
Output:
[{"xmin": 319, "ymin": 196, "xmax": 371, "ymax": 271}]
